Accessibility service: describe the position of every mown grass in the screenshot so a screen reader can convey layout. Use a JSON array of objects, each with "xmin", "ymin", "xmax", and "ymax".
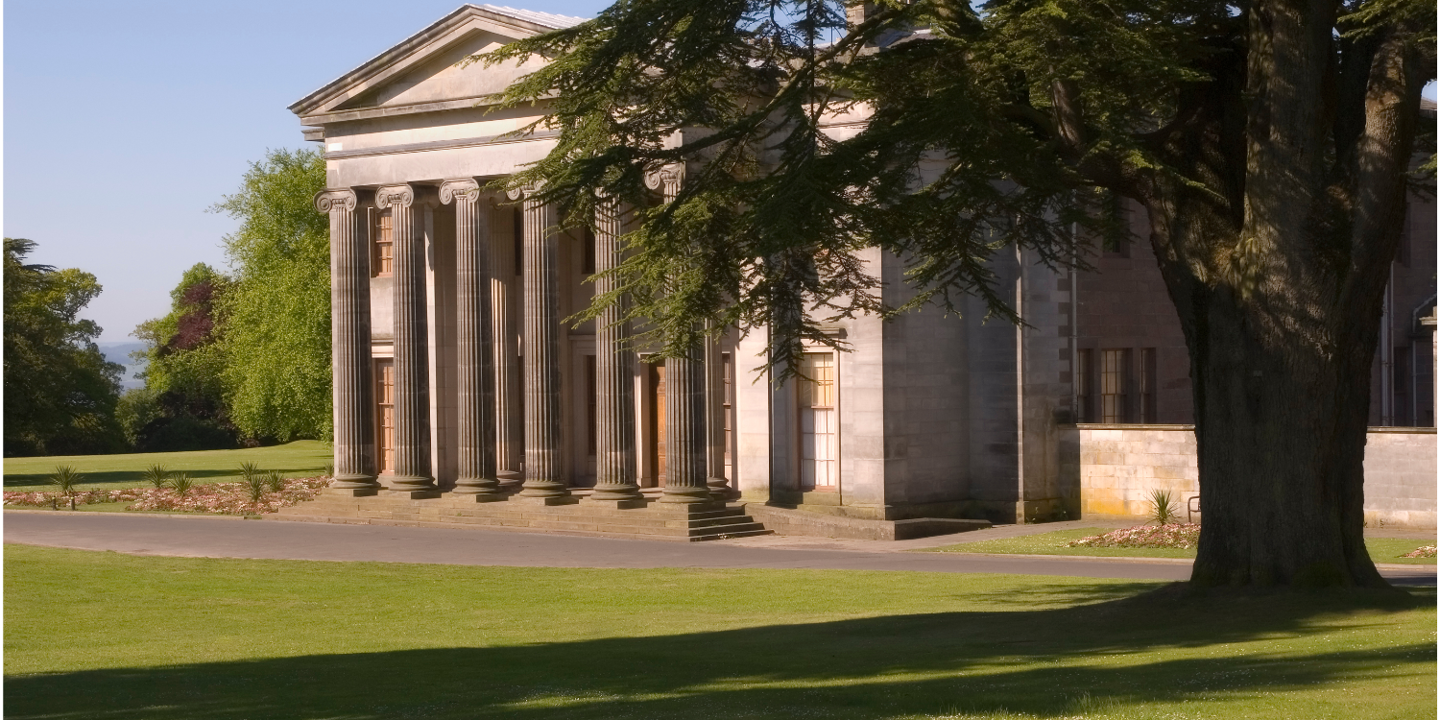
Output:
[
  {"xmin": 928, "ymin": 528, "xmax": 1438, "ymax": 565},
  {"xmin": 4, "ymin": 544, "xmax": 1435, "ymax": 719},
  {"xmin": 2, "ymin": 440, "xmax": 332, "ymax": 492}
]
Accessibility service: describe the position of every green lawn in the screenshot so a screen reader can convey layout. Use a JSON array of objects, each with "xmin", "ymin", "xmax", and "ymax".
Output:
[
  {"xmin": 5, "ymin": 544, "xmax": 1435, "ymax": 719},
  {"xmin": 2, "ymin": 440, "xmax": 332, "ymax": 492},
  {"xmin": 928, "ymin": 528, "xmax": 1439, "ymax": 565}
]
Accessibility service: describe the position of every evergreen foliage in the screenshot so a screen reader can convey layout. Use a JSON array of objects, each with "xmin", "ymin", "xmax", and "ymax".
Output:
[
  {"xmin": 212, "ymin": 148, "xmax": 332, "ymax": 442},
  {"xmin": 3, "ymin": 238, "xmax": 126, "ymax": 456},
  {"xmin": 480, "ymin": 0, "xmax": 1435, "ymax": 586}
]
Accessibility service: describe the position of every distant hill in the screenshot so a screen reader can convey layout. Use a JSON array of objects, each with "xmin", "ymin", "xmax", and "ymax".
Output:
[{"xmin": 97, "ymin": 342, "xmax": 148, "ymax": 391}]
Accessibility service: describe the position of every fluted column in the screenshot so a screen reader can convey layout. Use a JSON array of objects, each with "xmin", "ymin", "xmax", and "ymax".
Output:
[
  {"xmin": 645, "ymin": 165, "xmax": 712, "ymax": 504},
  {"xmin": 377, "ymin": 183, "xmax": 439, "ymax": 498},
  {"xmin": 491, "ymin": 202, "xmax": 522, "ymax": 488},
  {"xmin": 316, "ymin": 188, "xmax": 380, "ymax": 496},
  {"xmin": 705, "ymin": 327, "xmax": 730, "ymax": 499},
  {"xmin": 507, "ymin": 184, "xmax": 571, "ymax": 501},
  {"xmin": 442, "ymin": 179, "xmax": 503, "ymax": 501},
  {"xmin": 589, "ymin": 196, "xmax": 644, "ymax": 506}
]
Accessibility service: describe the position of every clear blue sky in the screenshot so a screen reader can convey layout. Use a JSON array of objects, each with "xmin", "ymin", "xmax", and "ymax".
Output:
[
  {"xmin": 4, "ymin": 1, "xmax": 608, "ymax": 344},
  {"xmin": 5, "ymin": 2, "xmax": 1435, "ymax": 344}
]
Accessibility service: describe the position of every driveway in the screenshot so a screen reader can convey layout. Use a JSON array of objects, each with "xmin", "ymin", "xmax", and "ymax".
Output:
[{"xmin": 5, "ymin": 511, "xmax": 1434, "ymax": 585}]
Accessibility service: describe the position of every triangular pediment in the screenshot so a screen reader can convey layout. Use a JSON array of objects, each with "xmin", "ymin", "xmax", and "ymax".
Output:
[{"xmin": 290, "ymin": 4, "xmax": 586, "ymax": 124}]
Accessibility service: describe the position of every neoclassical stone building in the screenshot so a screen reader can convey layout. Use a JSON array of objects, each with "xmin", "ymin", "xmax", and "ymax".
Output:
[{"xmin": 294, "ymin": 4, "xmax": 1435, "ymax": 529}]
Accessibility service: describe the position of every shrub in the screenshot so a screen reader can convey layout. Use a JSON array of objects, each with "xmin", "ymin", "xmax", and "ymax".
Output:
[
  {"xmin": 242, "ymin": 473, "xmax": 267, "ymax": 505},
  {"xmin": 1147, "ymin": 488, "xmax": 1181, "ymax": 526},
  {"xmin": 140, "ymin": 464, "xmax": 171, "ymax": 489},
  {"xmin": 263, "ymin": 470, "xmax": 285, "ymax": 493},
  {"xmin": 49, "ymin": 465, "xmax": 83, "ymax": 497},
  {"xmin": 170, "ymin": 473, "xmax": 195, "ymax": 496}
]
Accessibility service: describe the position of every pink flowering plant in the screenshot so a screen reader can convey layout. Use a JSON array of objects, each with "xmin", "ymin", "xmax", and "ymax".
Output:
[
  {"xmin": 3, "ymin": 476, "xmax": 332, "ymax": 515},
  {"xmin": 1068, "ymin": 523, "xmax": 1201, "ymax": 550},
  {"xmin": 1401, "ymin": 546, "xmax": 1436, "ymax": 559}
]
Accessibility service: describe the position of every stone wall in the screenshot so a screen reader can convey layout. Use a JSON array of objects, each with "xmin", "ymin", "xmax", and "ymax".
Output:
[{"xmin": 1077, "ymin": 424, "xmax": 1438, "ymax": 529}]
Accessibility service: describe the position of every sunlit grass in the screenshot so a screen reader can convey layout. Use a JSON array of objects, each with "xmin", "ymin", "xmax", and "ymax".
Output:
[
  {"xmin": 926, "ymin": 528, "xmax": 1438, "ymax": 565},
  {"xmin": 2, "ymin": 440, "xmax": 332, "ymax": 491},
  {"xmin": 4, "ymin": 544, "xmax": 1434, "ymax": 719}
]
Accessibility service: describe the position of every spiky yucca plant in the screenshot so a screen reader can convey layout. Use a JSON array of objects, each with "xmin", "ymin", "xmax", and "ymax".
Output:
[
  {"xmin": 141, "ymin": 464, "xmax": 171, "ymax": 489},
  {"xmin": 170, "ymin": 473, "xmax": 196, "ymax": 497},
  {"xmin": 1147, "ymin": 488, "xmax": 1181, "ymax": 526}
]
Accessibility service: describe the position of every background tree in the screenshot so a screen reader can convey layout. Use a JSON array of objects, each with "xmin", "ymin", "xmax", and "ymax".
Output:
[
  {"xmin": 128, "ymin": 263, "xmax": 238, "ymax": 451},
  {"xmin": 3, "ymin": 238, "xmax": 125, "ymax": 456},
  {"xmin": 483, "ymin": 0, "xmax": 1435, "ymax": 586},
  {"xmin": 212, "ymin": 148, "xmax": 332, "ymax": 442}
]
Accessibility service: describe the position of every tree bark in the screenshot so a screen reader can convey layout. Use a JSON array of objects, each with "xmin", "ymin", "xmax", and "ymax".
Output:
[{"xmin": 1126, "ymin": 1, "xmax": 1430, "ymax": 587}]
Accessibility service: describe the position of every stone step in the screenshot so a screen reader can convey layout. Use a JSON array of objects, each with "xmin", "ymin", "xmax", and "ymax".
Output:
[
  {"xmin": 268, "ymin": 511, "xmax": 771, "ymax": 542},
  {"xmin": 272, "ymin": 493, "xmax": 769, "ymax": 542}
]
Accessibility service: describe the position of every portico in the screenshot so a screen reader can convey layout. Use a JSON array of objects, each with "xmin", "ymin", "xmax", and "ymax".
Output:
[{"xmin": 291, "ymin": 4, "xmax": 1083, "ymax": 531}]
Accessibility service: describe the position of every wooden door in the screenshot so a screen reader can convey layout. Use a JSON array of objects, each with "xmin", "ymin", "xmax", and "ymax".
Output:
[
  {"xmin": 376, "ymin": 358, "xmax": 395, "ymax": 474},
  {"xmin": 647, "ymin": 363, "xmax": 667, "ymax": 486}
]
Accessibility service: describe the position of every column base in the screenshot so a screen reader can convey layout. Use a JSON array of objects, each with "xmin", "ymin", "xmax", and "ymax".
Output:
[
  {"xmin": 390, "ymin": 488, "xmax": 442, "ymax": 500},
  {"xmin": 648, "ymin": 500, "xmax": 728, "ymax": 515},
  {"xmin": 497, "ymin": 469, "xmax": 523, "ymax": 489},
  {"xmin": 458, "ymin": 492, "xmax": 509, "ymax": 504},
  {"xmin": 660, "ymin": 485, "xmax": 713, "ymax": 504},
  {"xmin": 518, "ymin": 479, "xmax": 571, "ymax": 498},
  {"xmin": 327, "ymin": 486, "xmax": 380, "ymax": 498},
  {"xmin": 706, "ymin": 476, "xmax": 731, "ymax": 500},
  {"xmin": 510, "ymin": 494, "xmax": 581, "ymax": 507},
  {"xmin": 582, "ymin": 496, "xmax": 649, "ymax": 510},
  {"xmin": 454, "ymin": 478, "xmax": 502, "ymax": 496}
]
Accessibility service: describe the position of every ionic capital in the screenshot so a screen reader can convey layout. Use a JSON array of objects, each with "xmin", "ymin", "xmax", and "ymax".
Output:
[
  {"xmin": 506, "ymin": 180, "xmax": 545, "ymax": 202},
  {"xmin": 644, "ymin": 164, "xmax": 684, "ymax": 200},
  {"xmin": 376, "ymin": 183, "xmax": 439, "ymax": 211},
  {"xmin": 314, "ymin": 188, "xmax": 375, "ymax": 214},
  {"xmin": 440, "ymin": 178, "xmax": 482, "ymax": 206}
]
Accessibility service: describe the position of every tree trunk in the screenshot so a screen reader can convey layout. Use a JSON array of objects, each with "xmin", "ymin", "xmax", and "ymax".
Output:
[{"xmin": 1184, "ymin": 286, "xmax": 1386, "ymax": 587}]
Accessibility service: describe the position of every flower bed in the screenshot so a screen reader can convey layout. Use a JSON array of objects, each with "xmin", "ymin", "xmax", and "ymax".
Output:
[
  {"xmin": 3, "ymin": 476, "xmax": 332, "ymax": 515},
  {"xmin": 1400, "ymin": 545, "xmax": 1436, "ymax": 559},
  {"xmin": 1068, "ymin": 523, "xmax": 1201, "ymax": 549}
]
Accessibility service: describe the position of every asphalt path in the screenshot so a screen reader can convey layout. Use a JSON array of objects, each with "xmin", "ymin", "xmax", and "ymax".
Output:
[{"xmin": 5, "ymin": 511, "xmax": 1435, "ymax": 586}]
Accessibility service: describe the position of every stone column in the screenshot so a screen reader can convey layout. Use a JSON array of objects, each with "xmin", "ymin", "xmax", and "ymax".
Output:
[
  {"xmin": 491, "ymin": 203, "xmax": 522, "ymax": 488},
  {"xmin": 705, "ymin": 328, "xmax": 730, "ymax": 499},
  {"xmin": 647, "ymin": 165, "xmax": 713, "ymax": 504},
  {"xmin": 664, "ymin": 344, "xmax": 711, "ymax": 503},
  {"xmin": 507, "ymin": 184, "xmax": 573, "ymax": 503},
  {"xmin": 316, "ymin": 188, "xmax": 380, "ymax": 496},
  {"xmin": 442, "ymin": 179, "xmax": 503, "ymax": 501},
  {"xmin": 377, "ymin": 183, "xmax": 440, "ymax": 498},
  {"xmin": 588, "ymin": 196, "xmax": 645, "ymax": 507}
]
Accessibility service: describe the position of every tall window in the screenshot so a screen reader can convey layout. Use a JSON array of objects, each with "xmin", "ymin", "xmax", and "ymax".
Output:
[
  {"xmin": 722, "ymin": 352, "xmax": 733, "ymax": 465},
  {"xmin": 512, "ymin": 208, "xmax": 524, "ymax": 276},
  {"xmin": 372, "ymin": 210, "xmax": 394, "ymax": 277},
  {"xmin": 1100, "ymin": 349, "xmax": 1131, "ymax": 423},
  {"xmin": 799, "ymin": 352, "xmax": 838, "ymax": 490},
  {"xmin": 1139, "ymin": 348, "xmax": 1157, "ymax": 423},
  {"xmin": 581, "ymin": 228, "xmax": 597, "ymax": 275},
  {"xmin": 1076, "ymin": 349, "xmax": 1094, "ymax": 423},
  {"xmin": 585, "ymin": 355, "xmax": 597, "ymax": 457},
  {"xmin": 375, "ymin": 358, "xmax": 395, "ymax": 473}
]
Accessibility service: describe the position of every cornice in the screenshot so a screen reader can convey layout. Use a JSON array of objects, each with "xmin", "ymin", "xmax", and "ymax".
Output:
[{"xmin": 323, "ymin": 130, "xmax": 560, "ymax": 160}]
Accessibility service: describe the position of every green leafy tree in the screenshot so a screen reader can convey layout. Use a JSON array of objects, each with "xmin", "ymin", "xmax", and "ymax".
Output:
[
  {"xmin": 212, "ymin": 148, "xmax": 332, "ymax": 441},
  {"xmin": 131, "ymin": 263, "xmax": 238, "ymax": 451},
  {"xmin": 3, "ymin": 238, "xmax": 125, "ymax": 456},
  {"xmin": 482, "ymin": 0, "xmax": 1435, "ymax": 586}
]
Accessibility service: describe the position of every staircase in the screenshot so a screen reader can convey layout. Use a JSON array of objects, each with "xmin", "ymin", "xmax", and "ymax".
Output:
[{"xmin": 273, "ymin": 491, "xmax": 771, "ymax": 542}]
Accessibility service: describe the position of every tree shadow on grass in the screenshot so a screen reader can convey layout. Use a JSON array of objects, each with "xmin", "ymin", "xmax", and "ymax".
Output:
[{"xmin": 6, "ymin": 585, "xmax": 1434, "ymax": 719}]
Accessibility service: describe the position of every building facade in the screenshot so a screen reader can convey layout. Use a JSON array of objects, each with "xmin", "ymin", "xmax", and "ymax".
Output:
[{"xmin": 294, "ymin": 4, "xmax": 1436, "ymax": 528}]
